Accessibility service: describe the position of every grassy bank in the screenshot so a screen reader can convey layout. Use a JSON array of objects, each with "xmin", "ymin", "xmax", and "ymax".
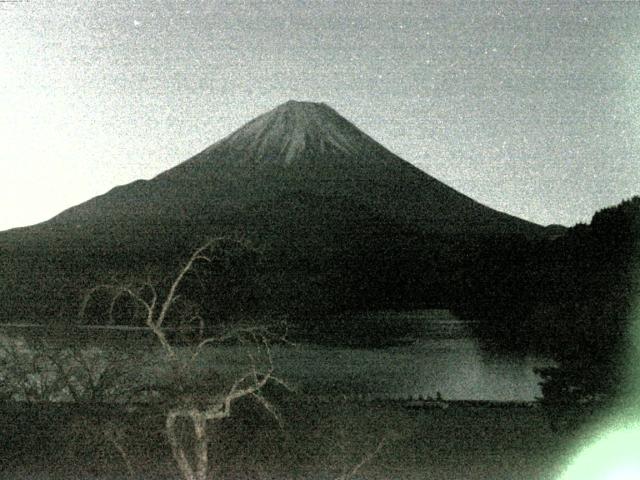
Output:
[{"xmin": 0, "ymin": 397, "xmax": 595, "ymax": 480}]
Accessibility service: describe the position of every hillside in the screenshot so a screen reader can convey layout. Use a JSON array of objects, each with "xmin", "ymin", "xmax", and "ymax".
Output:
[{"xmin": 0, "ymin": 101, "xmax": 543, "ymax": 324}]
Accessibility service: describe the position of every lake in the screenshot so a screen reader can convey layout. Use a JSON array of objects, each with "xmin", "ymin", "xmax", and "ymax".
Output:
[
  {"xmin": 0, "ymin": 310, "xmax": 553, "ymax": 402},
  {"xmin": 272, "ymin": 339, "xmax": 551, "ymax": 401}
]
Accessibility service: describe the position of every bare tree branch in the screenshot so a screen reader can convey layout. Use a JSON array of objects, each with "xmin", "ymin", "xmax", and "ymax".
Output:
[
  {"xmin": 75, "ymin": 238, "xmax": 289, "ymax": 480},
  {"xmin": 337, "ymin": 437, "xmax": 387, "ymax": 480},
  {"xmin": 156, "ymin": 240, "xmax": 216, "ymax": 329}
]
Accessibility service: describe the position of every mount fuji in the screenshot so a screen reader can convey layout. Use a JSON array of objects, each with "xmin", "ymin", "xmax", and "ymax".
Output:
[
  {"xmin": 44, "ymin": 100, "xmax": 538, "ymax": 235},
  {"xmin": 0, "ymin": 101, "xmax": 543, "ymax": 323}
]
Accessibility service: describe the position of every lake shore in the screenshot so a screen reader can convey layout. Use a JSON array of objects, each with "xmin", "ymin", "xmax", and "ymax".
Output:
[{"xmin": 0, "ymin": 397, "xmax": 601, "ymax": 480}]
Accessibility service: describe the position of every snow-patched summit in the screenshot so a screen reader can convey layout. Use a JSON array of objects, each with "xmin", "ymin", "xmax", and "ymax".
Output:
[
  {"xmin": 166, "ymin": 100, "xmax": 396, "ymax": 175},
  {"xmin": 224, "ymin": 101, "xmax": 367, "ymax": 163},
  {"xmin": 215, "ymin": 100, "xmax": 369, "ymax": 164}
]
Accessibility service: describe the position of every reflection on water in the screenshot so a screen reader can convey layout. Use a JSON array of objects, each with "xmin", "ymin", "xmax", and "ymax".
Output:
[
  {"xmin": 273, "ymin": 338, "xmax": 552, "ymax": 401},
  {"xmin": 284, "ymin": 309, "xmax": 553, "ymax": 401},
  {"xmin": 0, "ymin": 310, "xmax": 554, "ymax": 401}
]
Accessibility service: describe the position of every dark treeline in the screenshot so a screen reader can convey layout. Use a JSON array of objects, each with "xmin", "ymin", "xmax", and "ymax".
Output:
[{"xmin": 453, "ymin": 197, "xmax": 640, "ymax": 401}]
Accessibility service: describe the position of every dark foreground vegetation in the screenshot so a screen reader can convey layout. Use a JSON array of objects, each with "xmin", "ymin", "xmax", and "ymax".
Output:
[
  {"xmin": 454, "ymin": 197, "xmax": 640, "ymax": 403},
  {"xmin": 0, "ymin": 397, "xmax": 593, "ymax": 480}
]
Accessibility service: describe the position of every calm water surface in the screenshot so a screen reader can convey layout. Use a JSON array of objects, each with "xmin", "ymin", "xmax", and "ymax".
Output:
[
  {"xmin": 0, "ymin": 310, "xmax": 553, "ymax": 401},
  {"xmin": 273, "ymin": 338, "xmax": 551, "ymax": 401}
]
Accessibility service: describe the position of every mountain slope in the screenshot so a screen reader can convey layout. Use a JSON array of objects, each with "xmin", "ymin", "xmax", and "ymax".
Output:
[
  {"xmin": 0, "ymin": 101, "xmax": 543, "ymax": 323},
  {"xmin": 43, "ymin": 100, "xmax": 538, "ymax": 235}
]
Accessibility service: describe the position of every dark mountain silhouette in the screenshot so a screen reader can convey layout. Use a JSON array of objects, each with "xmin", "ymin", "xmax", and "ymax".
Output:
[
  {"xmin": 0, "ymin": 100, "xmax": 544, "ymax": 324},
  {"xmin": 43, "ymin": 100, "xmax": 539, "ymax": 235}
]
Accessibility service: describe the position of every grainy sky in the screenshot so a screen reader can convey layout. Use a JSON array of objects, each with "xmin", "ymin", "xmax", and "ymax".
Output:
[{"xmin": 1, "ymin": 0, "xmax": 639, "ymax": 231}]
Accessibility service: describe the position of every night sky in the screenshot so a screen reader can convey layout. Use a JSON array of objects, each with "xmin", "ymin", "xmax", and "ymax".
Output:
[{"xmin": 1, "ymin": 1, "xmax": 639, "ymax": 231}]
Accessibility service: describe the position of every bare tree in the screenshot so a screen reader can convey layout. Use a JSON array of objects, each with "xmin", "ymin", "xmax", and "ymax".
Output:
[
  {"xmin": 0, "ymin": 334, "xmax": 142, "ymax": 477},
  {"xmin": 0, "ymin": 335, "xmax": 56, "ymax": 402},
  {"xmin": 0, "ymin": 335, "xmax": 130, "ymax": 402},
  {"xmin": 1, "ymin": 237, "xmax": 392, "ymax": 480},
  {"xmin": 81, "ymin": 238, "xmax": 290, "ymax": 480}
]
